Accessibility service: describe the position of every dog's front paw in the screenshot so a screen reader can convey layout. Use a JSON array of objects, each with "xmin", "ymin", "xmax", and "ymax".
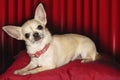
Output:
[
  {"xmin": 14, "ymin": 70, "xmax": 31, "ymax": 76},
  {"xmin": 14, "ymin": 70, "xmax": 21, "ymax": 75},
  {"xmin": 14, "ymin": 70, "xmax": 25, "ymax": 75}
]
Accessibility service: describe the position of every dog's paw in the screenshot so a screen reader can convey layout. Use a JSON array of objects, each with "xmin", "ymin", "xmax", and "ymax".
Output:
[
  {"xmin": 14, "ymin": 70, "xmax": 25, "ymax": 75},
  {"xmin": 21, "ymin": 71, "xmax": 31, "ymax": 75},
  {"xmin": 14, "ymin": 70, "xmax": 31, "ymax": 75},
  {"xmin": 14, "ymin": 70, "xmax": 21, "ymax": 75}
]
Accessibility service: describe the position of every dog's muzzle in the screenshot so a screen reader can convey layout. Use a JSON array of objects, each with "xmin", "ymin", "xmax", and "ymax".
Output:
[{"xmin": 33, "ymin": 32, "xmax": 41, "ymax": 41}]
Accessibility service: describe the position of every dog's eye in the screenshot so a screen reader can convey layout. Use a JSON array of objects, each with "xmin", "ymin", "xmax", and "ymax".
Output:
[
  {"xmin": 25, "ymin": 33, "xmax": 30, "ymax": 39},
  {"xmin": 37, "ymin": 25, "xmax": 43, "ymax": 30}
]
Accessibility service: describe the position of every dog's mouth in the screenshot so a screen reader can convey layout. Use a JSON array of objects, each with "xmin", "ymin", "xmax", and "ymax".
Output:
[
  {"xmin": 34, "ymin": 36, "xmax": 41, "ymax": 41},
  {"xmin": 33, "ymin": 32, "xmax": 44, "ymax": 41},
  {"xmin": 29, "ymin": 36, "xmax": 42, "ymax": 44},
  {"xmin": 34, "ymin": 34, "xmax": 44, "ymax": 43}
]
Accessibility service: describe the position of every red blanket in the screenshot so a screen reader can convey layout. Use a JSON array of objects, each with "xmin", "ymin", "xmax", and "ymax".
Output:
[{"xmin": 0, "ymin": 51, "xmax": 120, "ymax": 80}]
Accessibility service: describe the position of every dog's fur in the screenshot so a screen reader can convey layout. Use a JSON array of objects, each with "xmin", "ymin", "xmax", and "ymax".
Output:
[{"xmin": 3, "ymin": 3, "xmax": 99, "ymax": 75}]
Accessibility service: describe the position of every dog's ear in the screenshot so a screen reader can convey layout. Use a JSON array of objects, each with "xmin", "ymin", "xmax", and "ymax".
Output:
[
  {"xmin": 34, "ymin": 3, "xmax": 47, "ymax": 25},
  {"xmin": 3, "ymin": 26, "xmax": 23, "ymax": 40}
]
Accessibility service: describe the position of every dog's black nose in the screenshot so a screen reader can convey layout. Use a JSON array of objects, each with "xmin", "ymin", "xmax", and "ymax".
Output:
[
  {"xmin": 33, "ymin": 32, "xmax": 39, "ymax": 38},
  {"xmin": 33, "ymin": 32, "xmax": 41, "ymax": 41}
]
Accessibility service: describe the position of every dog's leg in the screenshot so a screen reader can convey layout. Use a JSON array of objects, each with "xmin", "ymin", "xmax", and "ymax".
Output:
[
  {"xmin": 21, "ymin": 66, "xmax": 55, "ymax": 75},
  {"xmin": 81, "ymin": 52, "xmax": 97, "ymax": 63},
  {"xmin": 14, "ymin": 61, "xmax": 37, "ymax": 75}
]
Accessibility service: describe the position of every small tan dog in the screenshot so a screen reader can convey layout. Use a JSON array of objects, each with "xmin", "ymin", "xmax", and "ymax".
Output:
[{"xmin": 3, "ymin": 3, "xmax": 99, "ymax": 75}]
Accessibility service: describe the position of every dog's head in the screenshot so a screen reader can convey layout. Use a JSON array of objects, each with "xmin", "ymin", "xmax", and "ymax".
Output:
[{"xmin": 3, "ymin": 3, "xmax": 48, "ymax": 44}]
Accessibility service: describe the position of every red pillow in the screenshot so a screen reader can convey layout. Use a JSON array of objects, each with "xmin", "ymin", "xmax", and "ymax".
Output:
[{"xmin": 0, "ymin": 50, "xmax": 120, "ymax": 80}]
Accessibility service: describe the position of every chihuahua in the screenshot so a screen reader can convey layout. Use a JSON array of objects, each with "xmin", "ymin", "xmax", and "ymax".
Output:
[{"xmin": 3, "ymin": 3, "xmax": 99, "ymax": 75}]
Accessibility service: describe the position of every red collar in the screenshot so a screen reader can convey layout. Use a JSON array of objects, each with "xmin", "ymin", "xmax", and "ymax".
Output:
[{"xmin": 29, "ymin": 43, "xmax": 50, "ymax": 58}]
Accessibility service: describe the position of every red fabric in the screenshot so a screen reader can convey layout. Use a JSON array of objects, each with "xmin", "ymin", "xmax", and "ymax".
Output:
[
  {"xmin": 0, "ymin": 51, "xmax": 120, "ymax": 80},
  {"xmin": 0, "ymin": 0, "xmax": 120, "ymax": 73}
]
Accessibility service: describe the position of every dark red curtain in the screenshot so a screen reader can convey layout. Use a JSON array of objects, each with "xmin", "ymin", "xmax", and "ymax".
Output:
[{"xmin": 0, "ymin": 0, "xmax": 120, "ymax": 73}]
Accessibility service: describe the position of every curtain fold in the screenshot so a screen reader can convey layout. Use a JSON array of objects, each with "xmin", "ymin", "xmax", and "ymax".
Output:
[{"xmin": 0, "ymin": 0, "xmax": 120, "ymax": 73}]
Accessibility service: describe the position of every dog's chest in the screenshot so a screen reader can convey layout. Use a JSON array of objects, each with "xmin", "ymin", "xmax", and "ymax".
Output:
[
  {"xmin": 30, "ymin": 46, "xmax": 54, "ymax": 66},
  {"xmin": 27, "ymin": 43, "xmax": 44, "ymax": 54}
]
